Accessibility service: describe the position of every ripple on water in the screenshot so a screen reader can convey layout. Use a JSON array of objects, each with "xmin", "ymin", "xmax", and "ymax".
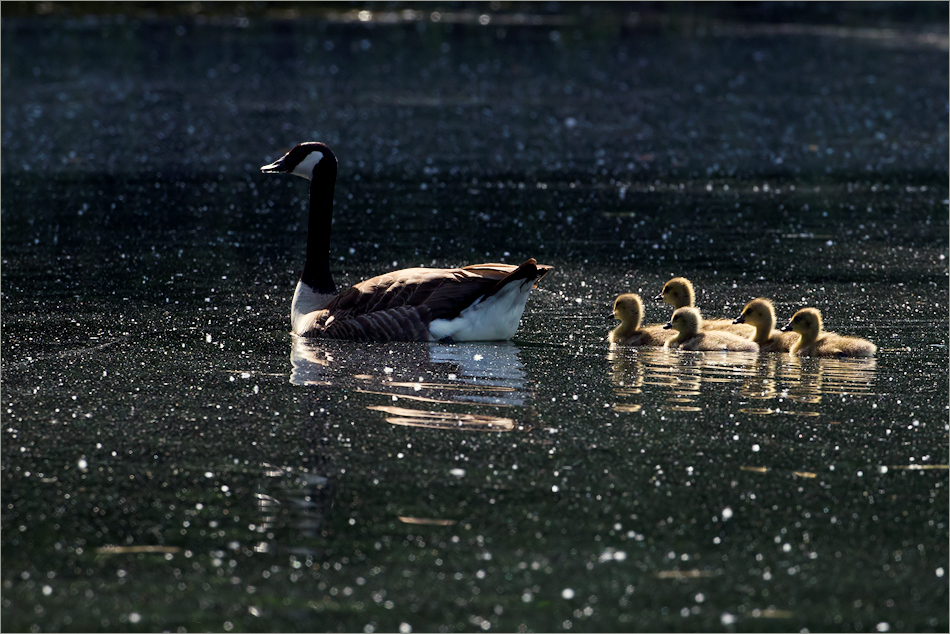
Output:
[
  {"xmin": 367, "ymin": 405, "xmax": 519, "ymax": 432},
  {"xmin": 739, "ymin": 407, "xmax": 779, "ymax": 415}
]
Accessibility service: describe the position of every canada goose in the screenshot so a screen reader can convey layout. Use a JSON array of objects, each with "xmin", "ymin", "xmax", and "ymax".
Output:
[
  {"xmin": 781, "ymin": 307, "xmax": 876, "ymax": 358},
  {"xmin": 609, "ymin": 293, "xmax": 675, "ymax": 347},
  {"xmin": 655, "ymin": 277, "xmax": 755, "ymax": 338},
  {"xmin": 663, "ymin": 307, "xmax": 759, "ymax": 352},
  {"xmin": 733, "ymin": 298, "xmax": 799, "ymax": 353},
  {"xmin": 261, "ymin": 142, "xmax": 552, "ymax": 341}
]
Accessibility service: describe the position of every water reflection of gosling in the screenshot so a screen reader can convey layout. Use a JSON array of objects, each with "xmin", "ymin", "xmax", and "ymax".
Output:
[
  {"xmin": 733, "ymin": 298, "xmax": 799, "ymax": 353},
  {"xmin": 655, "ymin": 277, "xmax": 755, "ymax": 338},
  {"xmin": 608, "ymin": 293, "xmax": 675, "ymax": 346},
  {"xmin": 781, "ymin": 308, "xmax": 877, "ymax": 358},
  {"xmin": 664, "ymin": 307, "xmax": 759, "ymax": 352}
]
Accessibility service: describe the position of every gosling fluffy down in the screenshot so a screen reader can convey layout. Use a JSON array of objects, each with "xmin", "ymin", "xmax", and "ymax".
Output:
[
  {"xmin": 664, "ymin": 307, "xmax": 759, "ymax": 352},
  {"xmin": 609, "ymin": 293, "xmax": 675, "ymax": 347},
  {"xmin": 781, "ymin": 307, "xmax": 877, "ymax": 358},
  {"xmin": 656, "ymin": 277, "xmax": 755, "ymax": 338},
  {"xmin": 733, "ymin": 298, "xmax": 799, "ymax": 353}
]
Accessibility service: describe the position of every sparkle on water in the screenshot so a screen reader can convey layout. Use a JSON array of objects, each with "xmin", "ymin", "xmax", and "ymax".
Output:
[{"xmin": 2, "ymin": 4, "xmax": 948, "ymax": 633}]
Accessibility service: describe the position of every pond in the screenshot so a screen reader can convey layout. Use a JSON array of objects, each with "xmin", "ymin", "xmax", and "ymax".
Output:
[{"xmin": 2, "ymin": 5, "xmax": 948, "ymax": 633}]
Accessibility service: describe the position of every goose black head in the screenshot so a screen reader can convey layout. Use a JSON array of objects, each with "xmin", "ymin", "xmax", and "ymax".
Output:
[{"xmin": 261, "ymin": 142, "xmax": 338, "ymax": 181}]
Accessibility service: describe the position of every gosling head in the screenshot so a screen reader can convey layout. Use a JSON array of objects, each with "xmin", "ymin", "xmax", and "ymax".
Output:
[
  {"xmin": 261, "ymin": 142, "xmax": 338, "ymax": 181},
  {"xmin": 664, "ymin": 306, "xmax": 702, "ymax": 336},
  {"xmin": 782, "ymin": 307, "xmax": 823, "ymax": 336},
  {"xmin": 734, "ymin": 298, "xmax": 776, "ymax": 328},
  {"xmin": 612, "ymin": 293, "xmax": 645, "ymax": 327},
  {"xmin": 655, "ymin": 277, "xmax": 695, "ymax": 309}
]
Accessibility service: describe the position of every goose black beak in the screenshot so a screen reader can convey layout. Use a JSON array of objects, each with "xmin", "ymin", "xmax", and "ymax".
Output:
[
  {"xmin": 733, "ymin": 315, "xmax": 746, "ymax": 324},
  {"xmin": 260, "ymin": 158, "xmax": 287, "ymax": 174},
  {"xmin": 261, "ymin": 150, "xmax": 294, "ymax": 173},
  {"xmin": 663, "ymin": 322, "xmax": 673, "ymax": 330},
  {"xmin": 608, "ymin": 311, "xmax": 618, "ymax": 320},
  {"xmin": 653, "ymin": 293, "xmax": 664, "ymax": 302},
  {"xmin": 780, "ymin": 322, "xmax": 793, "ymax": 332}
]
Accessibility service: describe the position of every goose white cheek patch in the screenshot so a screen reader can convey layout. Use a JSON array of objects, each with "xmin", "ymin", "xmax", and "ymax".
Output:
[{"xmin": 292, "ymin": 151, "xmax": 324, "ymax": 180}]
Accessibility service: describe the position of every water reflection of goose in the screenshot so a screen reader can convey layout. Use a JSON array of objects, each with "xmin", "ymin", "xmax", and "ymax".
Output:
[
  {"xmin": 290, "ymin": 336, "xmax": 453, "ymax": 387},
  {"xmin": 290, "ymin": 336, "xmax": 335, "ymax": 386},
  {"xmin": 363, "ymin": 342, "xmax": 534, "ymax": 429},
  {"xmin": 290, "ymin": 337, "xmax": 534, "ymax": 431},
  {"xmin": 252, "ymin": 464, "xmax": 335, "ymax": 554},
  {"xmin": 428, "ymin": 342, "xmax": 526, "ymax": 400}
]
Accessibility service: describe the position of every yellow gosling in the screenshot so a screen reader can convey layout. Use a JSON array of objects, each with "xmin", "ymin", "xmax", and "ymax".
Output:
[
  {"xmin": 663, "ymin": 307, "xmax": 759, "ymax": 352},
  {"xmin": 609, "ymin": 293, "xmax": 675, "ymax": 347},
  {"xmin": 781, "ymin": 307, "xmax": 877, "ymax": 358},
  {"xmin": 733, "ymin": 298, "xmax": 799, "ymax": 353},
  {"xmin": 656, "ymin": 276, "xmax": 755, "ymax": 338}
]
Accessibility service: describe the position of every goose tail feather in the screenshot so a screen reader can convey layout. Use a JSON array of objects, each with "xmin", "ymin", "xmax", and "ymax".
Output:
[{"xmin": 481, "ymin": 259, "xmax": 545, "ymax": 299}]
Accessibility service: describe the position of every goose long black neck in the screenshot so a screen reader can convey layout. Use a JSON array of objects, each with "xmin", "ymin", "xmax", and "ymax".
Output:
[{"xmin": 301, "ymin": 165, "xmax": 337, "ymax": 294}]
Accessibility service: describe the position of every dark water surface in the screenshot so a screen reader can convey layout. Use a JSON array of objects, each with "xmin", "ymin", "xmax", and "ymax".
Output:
[{"xmin": 2, "ymin": 6, "xmax": 948, "ymax": 633}]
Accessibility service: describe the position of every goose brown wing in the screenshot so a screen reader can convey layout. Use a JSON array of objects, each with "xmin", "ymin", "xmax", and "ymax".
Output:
[
  {"xmin": 325, "ymin": 260, "xmax": 547, "ymax": 322},
  {"xmin": 307, "ymin": 260, "xmax": 550, "ymax": 341}
]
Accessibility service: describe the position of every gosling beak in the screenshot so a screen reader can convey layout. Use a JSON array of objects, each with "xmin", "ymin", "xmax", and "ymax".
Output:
[
  {"xmin": 608, "ymin": 311, "xmax": 618, "ymax": 320},
  {"xmin": 663, "ymin": 322, "xmax": 673, "ymax": 330},
  {"xmin": 653, "ymin": 292, "xmax": 664, "ymax": 302},
  {"xmin": 780, "ymin": 322, "xmax": 793, "ymax": 332},
  {"xmin": 733, "ymin": 315, "xmax": 746, "ymax": 324}
]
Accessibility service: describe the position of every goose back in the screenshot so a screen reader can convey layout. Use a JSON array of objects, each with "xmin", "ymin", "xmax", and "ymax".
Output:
[{"xmin": 298, "ymin": 260, "xmax": 552, "ymax": 342}]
